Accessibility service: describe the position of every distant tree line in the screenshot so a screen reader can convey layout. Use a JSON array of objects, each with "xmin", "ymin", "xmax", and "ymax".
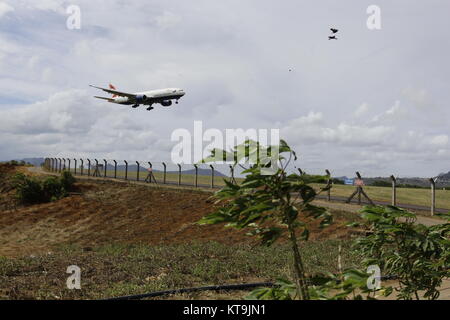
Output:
[
  {"xmin": 1, "ymin": 160, "xmax": 33, "ymax": 167},
  {"xmin": 371, "ymin": 180, "xmax": 430, "ymax": 189}
]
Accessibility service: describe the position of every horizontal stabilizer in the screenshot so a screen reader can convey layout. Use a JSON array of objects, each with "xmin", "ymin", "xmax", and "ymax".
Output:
[{"xmin": 94, "ymin": 96, "xmax": 114, "ymax": 102}]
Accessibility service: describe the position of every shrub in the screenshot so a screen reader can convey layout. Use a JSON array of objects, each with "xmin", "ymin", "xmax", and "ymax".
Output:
[
  {"xmin": 13, "ymin": 173, "xmax": 45, "ymax": 204},
  {"xmin": 353, "ymin": 206, "xmax": 450, "ymax": 300},
  {"xmin": 42, "ymin": 176, "xmax": 66, "ymax": 200},
  {"xmin": 371, "ymin": 180, "xmax": 391, "ymax": 187},
  {"xmin": 13, "ymin": 171, "xmax": 76, "ymax": 204},
  {"xmin": 60, "ymin": 170, "xmax": 76, "ymax": 191},
  {"xmin": 198, "ymin": 140, "xmax": 332, "ymax": 300}
]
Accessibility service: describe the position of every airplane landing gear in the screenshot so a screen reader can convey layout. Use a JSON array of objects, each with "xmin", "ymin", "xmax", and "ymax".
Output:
[
  {"xmin": 146, "ymin": 106, "xmax": 154, "ymax": 111},
  {"xmin": 175, "ymin": 100, "xmax": 179, "ymax": 104},
  {"xmin": 132, "ymin": 104, "xmax": 139, "ymax": 108}
]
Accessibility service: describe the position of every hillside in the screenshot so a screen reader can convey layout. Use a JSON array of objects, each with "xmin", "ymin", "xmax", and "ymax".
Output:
[{"xmin": 0, "ymin": 165, "xmax": 355, "ymax": 258}]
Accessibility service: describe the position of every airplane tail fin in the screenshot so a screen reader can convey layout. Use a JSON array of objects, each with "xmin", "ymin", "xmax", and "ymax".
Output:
[{"xmin": 109, "ymin": 83, "xmax": 117, "ymax": 98}]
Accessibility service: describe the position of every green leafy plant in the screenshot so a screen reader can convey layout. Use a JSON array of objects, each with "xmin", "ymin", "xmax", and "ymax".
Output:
[
  {"xmin": 353, "ymin": 205, "xmax": 450, "ymax": 300},
  {"xmin": 12, "ymin": 173, "xmax": 44, "ymax": 204},
  {"xmin": 247, "ymin": 269, "xmax": 382, "ymax": 300},
  {"xmin": 197, "ymin": 139, "xmax": 332, "ymax": 300},
  {"xmin": 13, "ymin": 171, "xmax": 75, "ymax": 204},
  {"xmin": 60, "ymin": 170, "xmax": 76, "ymax": 191}
]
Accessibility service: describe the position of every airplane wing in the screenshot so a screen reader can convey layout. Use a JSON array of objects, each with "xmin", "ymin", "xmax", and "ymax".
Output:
[
  {"xmin": 94, "ymin": 96, "xmax": 115, "ymax": 102},
  {"xmin": 89, "ymin": 85, "xmax": 136, "ymax": 99}
]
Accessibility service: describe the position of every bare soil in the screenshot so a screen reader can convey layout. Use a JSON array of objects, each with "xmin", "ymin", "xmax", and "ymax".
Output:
[{"xmin": 0, "ymin": 165, "xmax": 358, "ymax": 258}]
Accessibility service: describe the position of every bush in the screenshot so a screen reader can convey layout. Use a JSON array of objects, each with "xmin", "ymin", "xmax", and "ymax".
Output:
[
  {"xmin": 354, "ymin": 206, "xmax": 450, "ymax": 300},
  {"xmin": 42, "ymin": 176, "xmax": 66, "ymax": 201},
  {"xmin": 60, "ymin": 170, "xmax": 76, "ymax": 191},
  {"xmin": 13, "ymin": 173, "xmax": 45, "ymax": 204},
  {"xmin": 13, "ymin": 171, "xmax": 76, "ymax": 204},
  {"xmin": 371, "ymin": 180, "xmax": 391, "ymax": 187}
]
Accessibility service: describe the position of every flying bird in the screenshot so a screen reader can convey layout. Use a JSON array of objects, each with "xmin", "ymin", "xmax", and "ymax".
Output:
[
  {"xmin": 328, "ymin": 35, "xmax": 337, "ymax": 40},
  {"xmin": 330, "ymin": 28, "xmax": 339, "ymax": 34}
]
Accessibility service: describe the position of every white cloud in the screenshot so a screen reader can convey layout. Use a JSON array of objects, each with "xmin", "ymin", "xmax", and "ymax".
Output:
[
  {"xmin": 282, "ymin": 113, "xmax": 393, "ymax": 147},
  {"xmin": 23, "ymin": 0, "xmax": 66, "ymax": 14},
  {"xmin": 402, "ymin": 87, "xmax": 434, "ymax": 109},
  {"xmin": 0, "ymin": 2, "xmax": 14, "ymax": 17},
  {"xmin": 0, "ymin": 1, "xmax": 450, "ymax": 176},
  {"xmin": 371, "ymin": 100, "xmax": 405, "ymax": 123},
  {"xmin": 154, "ymin": 11, "xmax": 182, "ymax": 29},
  {"xmin": 430, "ymin": 135, "xmax": 448, "ymax": 147},
  {"xmin": 354, "ymin": 103, "xmax": 369, "ymax": 117}
]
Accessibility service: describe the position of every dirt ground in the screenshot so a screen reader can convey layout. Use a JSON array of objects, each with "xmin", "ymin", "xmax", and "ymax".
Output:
[
  {"xmin": 1, "ymin": 165, "xmax": 448, "ymax": 300},
  {"xmin": 0, "ymin": 165, "xmax": 357, "ymax": 258}
]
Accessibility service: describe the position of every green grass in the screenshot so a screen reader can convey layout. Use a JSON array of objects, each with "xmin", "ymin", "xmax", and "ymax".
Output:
[
  {"xmin": 64, "ymin": 167, "xmax": 450, "ymax": 210},
  {"xmin": 311, "ymin": 183, "xmax": 450, "ymax": 210},
  {"xmin": 68, "ymin": 168, "xmax": 243, "ymax": 187},
  {"xmin": 0, "ymin": 240, "xmax": 359, "ymax": 300}
]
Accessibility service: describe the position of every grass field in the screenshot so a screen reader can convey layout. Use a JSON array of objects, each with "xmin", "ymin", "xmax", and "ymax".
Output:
[
  {"xmin": 0, "ymin": 240, "xmax": 359, "ymax": 300},
  {"xmin": 66, "ymin": 167, "xmax": 450, "ymax": 210},
  {"xmin": 311, "ymin": 183, "xmax": 450, "ymax": 210},
  {"xmin": 68, "ymin": 169, "xmax": 241, "ymax": 187}
]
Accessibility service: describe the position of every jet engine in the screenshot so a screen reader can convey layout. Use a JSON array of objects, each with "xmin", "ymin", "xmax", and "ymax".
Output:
[
  {"xmin": 135, "ymin": 94, "xmax": 147, "ymax": 104},
  {"xmin": 161, "ymin": 100, "xmax": 172, "ymax": 107}
]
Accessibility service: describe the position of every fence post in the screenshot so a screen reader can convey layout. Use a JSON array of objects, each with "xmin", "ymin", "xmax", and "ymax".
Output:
[
  {"xmin": 67, "ymin": 158, "xmax": 71, "ymax": 173},
  {"xmin": 136, "ymin": 161, "xmax": 140, "ymax": 181},
  {"xmin": 298, "ymin": 168, "xmax": 304, "ymax": 176},
  {"xmin": 87, "ymin": 159, "xmax": 91, "ymax": 176},
  {"xmin": 124, "ymin": 161, "xmax": 128, "ymax": 180},
  {"xmin": 210, "ymin": 165, "xmax": 214, "ymax": 188},
  {"xmin": 113, "ymin": 160, "xmax": 117, "ymax": 178},
  {"xmin": 194, "ymin": 164, "xmax": 198, "ymax": 187},
  {"xmin": 430, "ymin": 178, "xmax": 436, "ymax": 216},
  {"xmin": 63, "ymin": 158, "xmax": 66, "ymax": 171},
  {"xmin": 177, "ymin": 164, "xmax": 181, "ymax": 185},
  {"xmin": 147, "ymin": 162, "xmax": 153, "ymax": 183},
  {"xmin": 73, "ymin": 159, "xmax": 77, "ymax": 175},
  {"xmin": 390, "ymin": 175, "xmax": 397, "ymax": 206},
  {"xmin": 58, "ymin": 158, "xmax": 62, "ymax": 172},
  {"xmin": 162, "ymin": 162, "xmax": 167, "ymax": 184},
  {"xmin": 325, "ymin": 169, "xmax": 331, "ymax": 201},
  {"xmin": 50, "ymin": 158, "xmax": 53, "ymax": 171},
  {"xmin": 356, "ymin": 171, "xmax": 362, "ymax": 205},
  {"xmin": 80, "ymin": 159, "xmax": 84, "ymax": 176},
  {"xmin": 230, "ymin": 165, "xmax": 236, "ymax": 184},
  {"xmin": 103, "ymin": 159, "xmax": 107, "ymax": 177},
  {"xmin": 94, "ymin": 159, "xmax": 99, "ymax": 177}
]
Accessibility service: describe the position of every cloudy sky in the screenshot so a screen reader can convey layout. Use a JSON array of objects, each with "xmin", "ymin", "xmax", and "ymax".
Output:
[{"xmin": 0, "ymin": 0, "xmax": 449, "ymax": 177}]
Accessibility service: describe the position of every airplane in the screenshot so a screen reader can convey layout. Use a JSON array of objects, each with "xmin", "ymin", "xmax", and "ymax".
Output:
[{"xmin": 90, "ymin": 84, "xmax": 186, "ymax": 111}]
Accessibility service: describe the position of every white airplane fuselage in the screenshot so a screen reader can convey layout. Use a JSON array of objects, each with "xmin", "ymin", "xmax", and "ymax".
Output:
[
  {"xmin": 91, "ymin": 84, "xmax": 185, "ymax": 110},
  {"xmin": 114, "ymin": 88, "xmax": 185, "ymax": 106}
]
